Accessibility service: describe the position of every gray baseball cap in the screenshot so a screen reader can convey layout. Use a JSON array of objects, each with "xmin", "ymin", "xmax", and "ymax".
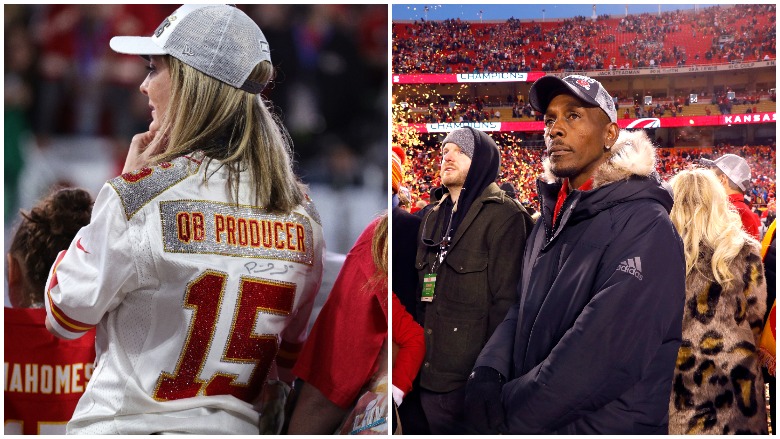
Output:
[
  {"xmin": 110, "ymin": 4, "xmax": 271, "ymax": 94},
  {"xmin": 529, "ymin": 74, "xmax": 617, "ymax": 123},
  {"xmin": 701, "ymin": 153, "xmax": 752, "ymax": 192}
]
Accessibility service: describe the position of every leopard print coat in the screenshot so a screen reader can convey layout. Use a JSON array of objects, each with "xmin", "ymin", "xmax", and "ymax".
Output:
[{"xmin": 669, "ymin": 241, "xmax": 768, "ymax": 434}]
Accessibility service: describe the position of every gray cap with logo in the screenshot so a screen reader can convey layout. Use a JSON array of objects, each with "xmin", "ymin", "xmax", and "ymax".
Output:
[
  {"xmin": 701, "ymin": 153, "xmax": 752, "ymax": 192},
  {"xmin": 529, "ymin": 74, "xmax": 617, "ymax": 123},
  {"xmin": 109, "ymin": 4, "xmax": 271, "ymax": 94}
]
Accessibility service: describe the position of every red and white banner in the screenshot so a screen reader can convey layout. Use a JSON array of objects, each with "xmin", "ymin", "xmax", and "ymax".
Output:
[
  {"xmin": 396, "ymin": 112, "xmax": 777, "ymax": 134},
  {"xmin": 392, "ymin": 72, "xmax": 546, "ymax": 84},
  {"xmin": 392, "ymin": 60, "xmax": 775, "ymax": 84},
  {"xmin": 619, "ymin": 112, "xmax": 777, "ymax": 129}
]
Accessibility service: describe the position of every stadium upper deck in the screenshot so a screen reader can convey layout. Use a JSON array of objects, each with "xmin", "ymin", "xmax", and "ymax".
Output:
[{"xmin": 393, "ymin": 4, "xmax": 776, "ymax": 74}]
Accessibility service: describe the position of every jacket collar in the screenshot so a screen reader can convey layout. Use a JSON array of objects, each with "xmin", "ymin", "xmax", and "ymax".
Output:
[
  {"xmin": 728, "ymin": 193, "xmax": 749, "ymax": 207},
  {"xmin": 537, "ymin": 130, "xmax": 661, "ymax": 244},
  {"xmin": 426, "ymin": 183, "xmax": 505, "ymax": 250}
]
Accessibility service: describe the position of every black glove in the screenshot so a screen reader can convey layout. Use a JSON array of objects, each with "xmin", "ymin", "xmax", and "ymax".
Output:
[{"xmin": 464, "ymin": 366, "xmax": 506, "ymax": 434}]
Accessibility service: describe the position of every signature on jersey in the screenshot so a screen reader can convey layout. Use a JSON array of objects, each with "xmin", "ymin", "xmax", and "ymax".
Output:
[{"xmin": 244, "ymin": 261, "xmax": 295, "ymax": 276}]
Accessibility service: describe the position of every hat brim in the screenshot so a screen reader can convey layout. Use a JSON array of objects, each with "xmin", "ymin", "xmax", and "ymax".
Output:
[
  {"xmin": 529, "ymin": 75, "xmax": 600, "ymax": 114},
  {"xmin": 110, "ymin": 36, "xmax": 167, "ymax": 56},
  {"xmin": 699, "ymin": 158, "xmax": 717, "ymax": 167}
]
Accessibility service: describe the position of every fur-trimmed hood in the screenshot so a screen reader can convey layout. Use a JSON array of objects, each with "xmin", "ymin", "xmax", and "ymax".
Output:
[
  {"xmin": 542, "ymin": 129, "xmax": 657, "ymax": 189},
  {"xmin": 536, "ymin": 129, "xmax": 674, "ymax": 229}
]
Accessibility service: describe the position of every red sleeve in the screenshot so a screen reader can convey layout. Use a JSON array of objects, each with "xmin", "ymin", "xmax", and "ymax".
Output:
[
  {"xmin": 292, "ymin": 219, "xmax": 388, "ymax": 409},
  {"xmin": 731, "ymin": 196, "xmax": 762, "ymax": 240},
  {"xmin": 391, "ymin": 293, "xmax": 425, "ymax": 395},
  {"xmin": 738, "ymin": 208, "xmax": 761, "ymax": 240}
]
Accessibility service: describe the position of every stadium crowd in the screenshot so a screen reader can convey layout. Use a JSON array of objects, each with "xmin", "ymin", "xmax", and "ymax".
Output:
[
  {"xmin": 392, "ymin": 4, "xmax": 776, "ymax": 74},
  {"xmin": 395, "ymin": 88, "xmax": 774, "ymax": 125},
  {"xmin": 400, "ymin": 137, "xmax": 776, "ymax": 216},
  {"xmin": 394, "ymin": 84, "xmax": 776, "ymax": 127}
]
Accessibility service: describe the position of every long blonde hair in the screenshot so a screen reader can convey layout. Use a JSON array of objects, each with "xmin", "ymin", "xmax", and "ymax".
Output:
[
  {"xmin": 151, "ymin": 56, "xmax": 304, "ymax": 213},
  {"xmin": 355, "ymin": 213, "xmax": 387, "ymax": 303},
  {"xmin": 669, "ymin": 168, "xmax": 756, "ymax": 289},
  {"xmin": 372, "ymin": 213, "xmax": 388, "ymax": 278}
]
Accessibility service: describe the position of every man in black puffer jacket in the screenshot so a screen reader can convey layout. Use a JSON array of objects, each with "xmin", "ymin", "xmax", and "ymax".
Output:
[{"xmin": 465, "ymin": 75, "xmax": 686, "ymax": 434}]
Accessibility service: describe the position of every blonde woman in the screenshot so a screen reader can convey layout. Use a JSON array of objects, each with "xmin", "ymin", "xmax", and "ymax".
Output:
[
  {"xmin": 44, "ymin": 5, "xmax": 324, "ymax": 434},
  {"xmin": 668, "ymin": 168, "xmax": 767, "ymax": 434}
]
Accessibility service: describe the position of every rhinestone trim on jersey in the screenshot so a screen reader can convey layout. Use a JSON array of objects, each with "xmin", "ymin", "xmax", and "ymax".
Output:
[
  {"xmin": 109, "ymin": 155, "xmax": 201, "ymax": 220},
  {"xmin": 159, "ymin": 200, "xmax": 315, "ymax": 265}
]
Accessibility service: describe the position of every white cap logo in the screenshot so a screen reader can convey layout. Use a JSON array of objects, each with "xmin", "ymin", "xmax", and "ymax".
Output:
[{"xmin": 152, "ymin": 5, "xmax": 204, "ymax": 46}]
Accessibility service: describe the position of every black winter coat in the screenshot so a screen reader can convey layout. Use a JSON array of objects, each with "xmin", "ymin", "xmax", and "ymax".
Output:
[
  {"xmin": 417, "ymin": 183, "xmax": 532, "ymax": 392},
  {"xmin": 475, "ymin": 130, "xmax": 686, "ymax": 434}
]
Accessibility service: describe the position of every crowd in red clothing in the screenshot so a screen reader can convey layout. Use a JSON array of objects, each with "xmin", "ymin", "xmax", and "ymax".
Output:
[
  {"xmin": 657, "ymin": 144, "xmax": 776, "ymax": 206},
  {"xmin": 685, "ymin": 4, "xmax": 777, "ymax": 64},
  {"xmin": 396, "ymin": 96, "xmax": 500, "ymax": 124},
  {"xmin": 393, "ymin": 4, "xmax": 776, "ymax": 74},
  {"xmin": 615, "ymin": 5, "xmax": 776, "ymax": 67},
  {"xmin": 395, "ymin": 89, "xmax": 774, "ymax": 125},
  {"xmin": 400, "ymin": 137, "xmax": 776, "ymax": 214}
]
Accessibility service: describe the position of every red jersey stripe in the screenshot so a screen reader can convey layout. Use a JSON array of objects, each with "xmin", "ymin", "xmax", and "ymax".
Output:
[{"xmin": 47, "ymin": 295, "xmax": 93, "ymax": 333}]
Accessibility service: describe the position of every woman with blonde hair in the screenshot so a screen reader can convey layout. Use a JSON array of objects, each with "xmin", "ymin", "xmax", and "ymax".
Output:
[
  {"xmin": 44, "ymin": 5, "xmax": 324, "ymax": 434},
  {"xmin": 668, "ymin": 168, "xmax": 767, "ymax": 434}
]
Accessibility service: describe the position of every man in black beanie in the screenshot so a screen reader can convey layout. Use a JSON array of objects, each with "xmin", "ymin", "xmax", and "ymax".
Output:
[{"xmin": 415, "ymin": 127, "xmax": 532, "ymax": 434}]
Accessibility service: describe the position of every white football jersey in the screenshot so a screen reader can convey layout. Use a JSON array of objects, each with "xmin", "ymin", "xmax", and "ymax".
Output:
[{"xmin": 45, "ymin": 152, "xmax": 324, "ymax": 434}]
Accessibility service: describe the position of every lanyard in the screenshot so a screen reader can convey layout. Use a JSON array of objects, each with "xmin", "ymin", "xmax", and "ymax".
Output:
[{"xmin": 421, "ymin": 200, "xmax": 457, "ymax": 274}]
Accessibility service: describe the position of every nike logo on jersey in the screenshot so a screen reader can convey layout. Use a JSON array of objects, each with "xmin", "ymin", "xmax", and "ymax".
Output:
[{"xmin": 76, "ymin": 238, "xmax": 90, "ymax": 254}]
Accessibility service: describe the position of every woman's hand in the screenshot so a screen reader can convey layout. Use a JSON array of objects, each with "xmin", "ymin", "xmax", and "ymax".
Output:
[{"xmin": 122, "ymin": 130, "xmax": 165, "ymax": 174}]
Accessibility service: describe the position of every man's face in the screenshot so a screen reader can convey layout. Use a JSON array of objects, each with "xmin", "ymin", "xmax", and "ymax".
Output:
[
  {"xmin": 543, "ymin": 93, "xmax": 616, "ymax": 188},
  {"xmin": 440, "ymin": 142, "xmax": 471, "ymax": 190}
]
